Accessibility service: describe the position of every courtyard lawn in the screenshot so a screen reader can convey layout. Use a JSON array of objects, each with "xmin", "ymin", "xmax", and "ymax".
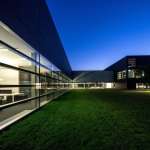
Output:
[{"xmin": 1, "ymin": 90, "xmax": 150, "ymax": 150}]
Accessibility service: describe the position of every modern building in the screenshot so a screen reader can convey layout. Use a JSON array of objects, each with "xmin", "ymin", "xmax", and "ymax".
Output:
[
  {"xmin": 0, "ymin": 0, "xmax": 72, "ymax": 129},
  {"xmin": 72, "ymin": 56, "xmax": 150, "ymax": 90},
  {"xmin": 72, "ymin": 71, "xmax": 114, "ymax": 89},
  {"xmin": 105, "ymin": 56, "xmax": 150, "ymax": 89},
  {"xmin": 0, "ymin": 0, "xmax": 150, "ymax": 130}
]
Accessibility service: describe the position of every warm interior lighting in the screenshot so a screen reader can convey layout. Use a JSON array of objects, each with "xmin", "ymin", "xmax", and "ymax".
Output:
[
  {"xmin": 0, "ymin": 78, "xmax": 4, "ymax": 81},
  {"xmin": 106, "ymin": 83, "xmax": 113, "ymax": 88},
  {"xmin": 0, "ymin": 47, "xmax": 31, "ymax": 67},
  {"xmin": 0, "ymin": 67, "xmax": 19, "ymax": 93},
  {"xmin": 0, "ymin": 22, "xmax": 35, "ymax": 58}
]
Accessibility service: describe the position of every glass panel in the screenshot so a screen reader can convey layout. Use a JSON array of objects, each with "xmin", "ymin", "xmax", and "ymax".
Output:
[
  {"xmin": 128, "ymin": 69, "xmax": 135, "ymax": 78},
  {"xmin": 135, "ymin": 70, "xmax": 145, "ymax": 78},
  {"xmin": 128, "ymin": 69, "xmax": 145, "ymax": 79},
  {"xmin": 0, "ymin": 43, "xmax": 37, "ymax": 72},
  {"xmin": 0, "ymin": 86, "xmax": 39, "ymax": 105},
  {"xmin": 0, "ymin": 66, "xmax": 37, "ymax": 86},
  {"xmin": 0, "ymin": 97, "xmax": 39, "ymax": 122},
  {"xmin": 0, "ymin": 22, "xmax": 71, "ymax": 127},
  {"xmin": 40, "ymin": 55, "xmax": 52, "ymax": 70},
  {"xmin": 19, "ymin": 71, "xmax": 37, "ymax": 85},
  {"xmin": 40, "ymin": 65, "xmax": 49, "ymax": 76},
  {"xmin": 136, "ymin": 83, "xmax": 150, "ymax": 89},
  {"xmin": 0, "ymin": 65, "xmax": 40, "ymax": 106},
  {"xmin": 0, "ymin": 21, "xmax": 36, "ymax": 59},
  {"xmin": 0, "ymin": 66, "xmax": 19, "ymax": 85},
  {"xmin": 117, "ymin": 70, "xmax": 126, "ymax": 80}
]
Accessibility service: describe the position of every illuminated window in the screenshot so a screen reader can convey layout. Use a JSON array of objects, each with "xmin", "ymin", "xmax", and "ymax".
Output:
[
  {"xmin": 40, "ymin": 55, "xmax": 53, "ymax": 70},
  {"xmin": 0, "ymin": 43, "xmax": 36, "ymax": 72},
  {"xmin": 128, "ymin": 69, "xmax": 144, "ymax": 79},
  {"xmin": 128, "ymin": 69, "xmax": 135, "ymax": 78},
  {"xmin": 135, "ymin": 70, "xmax": 145, "ymax": 78},
  {"xmin": 117, "ymin": 70, "xmax": 126, "ymax": 80},
  {"xmin": 0, "ymin": 21, "xmax": 36, "ymax": 59},
  {"xmin": 0, "ymin": 42, "xmax": 71, "ymax": 106},
  {"xmin": 105, "ymin": 83, "xmax": 113, "ymax": 88}
]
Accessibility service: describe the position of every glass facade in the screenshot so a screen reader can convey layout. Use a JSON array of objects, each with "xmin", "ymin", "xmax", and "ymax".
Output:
[
  {"xmin": 72, "ymin": 82, "xmax": 114, "ymax": 89},
  {"xmin": 117, "ymin": 70, "xmax": 126, "ymax": 80},
  {"xmin": 136, "ymin": 83, "xmax": 150, "ymax": 89},
  {"xmin": 128, "ymin": 69, "xmax": 145, "ymax": 79},
  {"xmin": 0, "ymin": 22, "xmax": 71, "ymax": 126},
  {"xmin": 0, "ymin": 41, "xmax": 71, "ymax": 106},
  {"xmin": 117, "ymin": 69, "xmax": 144, "ymax": 80}
]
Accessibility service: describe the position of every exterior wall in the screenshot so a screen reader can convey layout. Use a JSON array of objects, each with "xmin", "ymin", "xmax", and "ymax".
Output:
[
  {"xmin": 105, "ymin": 56, "xmax": 150, "ymax": 90},
  {"xmin": 115, "ymin": 82, "xmax": 127, "ymax": 89},
  {"xmin": 127, "ymin": 79, "xmax": 136, "ymax": 89},
  {"xmin": 0, "ymin": 24, "xmax": 71, "ymax": 129},
  {"xmin": 73, "ymin": 71, "xmax": 114, "ymax": 83},
  {"xmin": 0, "ymin": 0, "xmax": 72, "ymax": 130},
  {"xmin": 0, "ymin": 0, "xmax": 72, "ymax": 76},
  {"xmin": 72, "ymin": 71, "xmax": 114, "ymax": 89}
]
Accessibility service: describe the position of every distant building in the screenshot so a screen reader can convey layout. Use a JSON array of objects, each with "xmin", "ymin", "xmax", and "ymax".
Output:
[
  {"xmin": 105, "ymin": 56, "xmax": 150, "ymax": 89},
  {"xmin": 72, "ymin": 56, "xmax": 150, "ymax": 90},
  {"xmin": 72, "ymin": 71, "xmax": 114, "ymax": 89}
]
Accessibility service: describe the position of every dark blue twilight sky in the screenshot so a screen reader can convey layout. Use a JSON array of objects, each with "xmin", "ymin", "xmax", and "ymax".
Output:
[{"xmin": 46, "ymin": 0, "xmax": 150, "ymax": 70}]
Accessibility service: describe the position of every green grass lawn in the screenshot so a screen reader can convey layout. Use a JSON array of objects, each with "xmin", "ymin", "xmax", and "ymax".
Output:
[{"xmin": 1, "ymin": 90, "xmax": 150, "ymax": 150}]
